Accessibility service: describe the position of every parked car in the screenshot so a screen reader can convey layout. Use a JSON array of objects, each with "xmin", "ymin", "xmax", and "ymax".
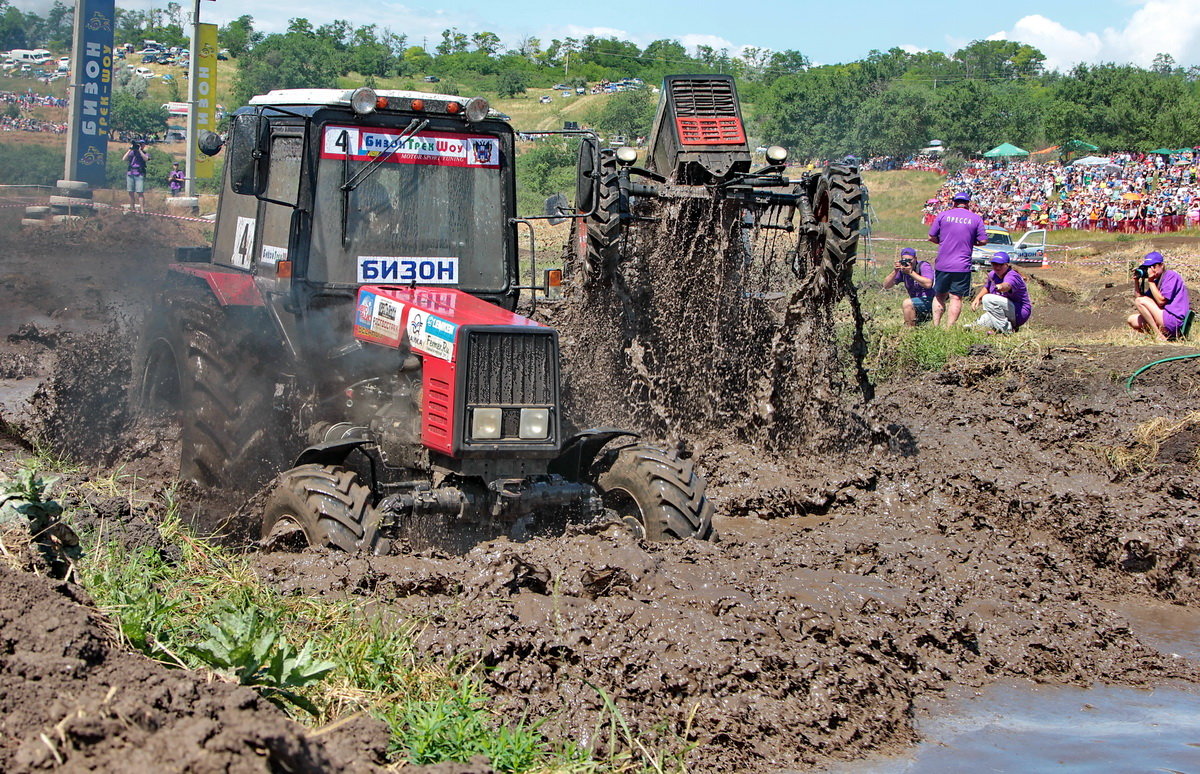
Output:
[
  {"xmin": 141, "ymin": 53, "xmax": 158, "ymax": 63},
  {"xmin": 552, "ymin": 83, "xmax": 569, "ymax": 90},
  {"xmin": 971, "ymin": 227, "xmax": 1047, "ymax": 268},
  {"xmin": 561, "ymin": 91, "xmax": 572, "ymax": 98},
  {"xmin": 422, "ymin": 75, "xmax": 440, "ymax": 83},
  {"xmin": 538, "ymin": 95, "xmax": 552, "ymax": 104},
  {"xmin": 133, "ymin": 66, "xmax": 154, "ymax": 78}
]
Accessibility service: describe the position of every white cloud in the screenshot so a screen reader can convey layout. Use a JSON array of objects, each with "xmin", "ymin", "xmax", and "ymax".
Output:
[
  {"xmin": 1000, "ymin": 1, "xmax": 1200, "ymax": 70},
  {"xmin": 899, "ymin": 44, "xmax": 928, "ymax": 54},
  {"xmin": 678, "ymin": 33, "xmax": 734, "ymax": 54}
]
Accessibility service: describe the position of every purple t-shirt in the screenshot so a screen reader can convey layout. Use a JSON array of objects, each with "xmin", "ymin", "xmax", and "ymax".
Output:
[
  {"xmin": 1154, "ymin": 269, "xmax": 1191, "ymax": 330},
  {"xmin": 929, "ymin": 206, "xmax": 986, "ymax": 273},
  {"xmin": 892, "ymin": 260, "xmax": 934, "ymax": 300},
  {"xmin": 986, "ymin": 269, "xmax": 1032, "ymax": 329}
]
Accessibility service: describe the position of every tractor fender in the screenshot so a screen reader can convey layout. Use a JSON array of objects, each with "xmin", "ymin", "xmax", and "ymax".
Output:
[
  {"xmin": 293, "ymin": 439, "xmax": 373, "ymax": 469},
  {"xmin": 168, "ymin": 264, "xmax": 264, "ymax": 306},
  {"xmin": 548, "ymin": 428, "xmax": 639, "ymax": 482}
]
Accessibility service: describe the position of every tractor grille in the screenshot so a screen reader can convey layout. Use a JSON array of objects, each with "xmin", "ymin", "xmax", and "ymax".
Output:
[
  {"xmin": 464, "ymin": 330, "xmax": 556, "ymax": 406},
  {"xmin": 671, "ymin": 78, "xmax": 739, "ymax": 117}
]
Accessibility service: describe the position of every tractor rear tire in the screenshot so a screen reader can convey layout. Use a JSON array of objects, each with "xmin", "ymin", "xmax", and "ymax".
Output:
[
  {"xmin": 800, "ymin": 165, "xmax": 863, "ymax": 297},
  {"xmin": 574, "ymin": 140, "xmax": 622, "ymax": 285},
  {"xmin": 138, "ymin": 282, "xmax": 288, "ymax": 491},
  {"xmin": 262, "ymin": 464, "xmax": 387, "ymax": 554},
  {"xmin": 593, "ymin": 443, "xmax": 715, "ymax": 541}
]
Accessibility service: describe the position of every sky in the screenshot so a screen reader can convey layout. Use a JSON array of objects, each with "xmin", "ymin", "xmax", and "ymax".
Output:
[{"xmin": 15, "ymin": 0, "xmax": 1200, "ymax": 70}]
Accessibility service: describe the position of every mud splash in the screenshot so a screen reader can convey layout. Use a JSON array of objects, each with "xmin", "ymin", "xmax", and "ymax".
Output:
[{"xmin": 551, "ymin": 195, "xmax": 872, "ymax": 452}]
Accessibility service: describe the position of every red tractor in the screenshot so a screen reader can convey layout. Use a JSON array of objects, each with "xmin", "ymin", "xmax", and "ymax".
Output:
[{"xmin": 137, "ymin": 87, "xmax": 713, "ymax": 552}]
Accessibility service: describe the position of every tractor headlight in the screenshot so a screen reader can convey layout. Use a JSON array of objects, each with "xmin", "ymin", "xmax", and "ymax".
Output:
[
  {"xmin": 464, "ymin": 97, "xmax": 490, "ymax": 122},
  {"xmin": 766, "ymin": 145, "xmax": 788, "ymax": 163},
  {"xmin": 615, "ymin": 146, "xmax": 638, "ymax": 165},
  {"xmin": 349, "ymin": 87, "xmax": 377, "ymax": 115},
  {"xmin": 518, "ymin": 408, "xmax": 550, "ymax": 440},
  {"xmin": 471, "ymin": 407, "xmax": 502, "ymax": 440}
]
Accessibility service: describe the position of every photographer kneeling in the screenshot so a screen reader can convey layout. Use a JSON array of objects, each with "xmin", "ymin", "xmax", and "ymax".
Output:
[
  {"xmin": 969, "ymin": 252, "xmax": 1031, "ymax": 334},
  {"xmin": 1126, "ymin": 251, "xmax": 1192, "ymax": 341},
  {"xmin": 882, "ymin": 247, "xmax": 934, "ymax": 326}
]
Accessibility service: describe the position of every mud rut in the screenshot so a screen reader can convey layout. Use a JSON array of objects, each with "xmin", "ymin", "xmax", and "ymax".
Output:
[{"xmin": 0, "ymin": 209, "xmax": 1198, "ymax": 772}]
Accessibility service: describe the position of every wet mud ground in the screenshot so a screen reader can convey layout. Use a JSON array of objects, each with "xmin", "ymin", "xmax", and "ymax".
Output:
[{"xmin": 0, "ymin": 207, "xmax": 1198, "ymax": 771}]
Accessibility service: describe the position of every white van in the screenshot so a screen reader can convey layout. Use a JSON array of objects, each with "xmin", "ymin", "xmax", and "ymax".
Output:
[{"xmin": 9, "ymin": 49, "xmax": 52, "ymax": 65}]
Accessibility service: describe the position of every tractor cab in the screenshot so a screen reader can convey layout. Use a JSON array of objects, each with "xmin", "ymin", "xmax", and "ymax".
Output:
[{"xmin": 209, "ymin": 87, "xmax": 520, "ymax": 311}]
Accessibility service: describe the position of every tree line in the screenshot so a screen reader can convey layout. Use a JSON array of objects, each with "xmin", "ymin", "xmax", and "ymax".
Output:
[{"xmin": 1, "ymin": 3, "xmax": 1198, "ymax": 159}]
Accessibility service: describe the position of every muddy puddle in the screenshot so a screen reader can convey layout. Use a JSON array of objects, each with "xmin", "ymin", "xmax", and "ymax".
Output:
[{"xmin": 823, "ymin": 681, "xmax": 1200, "ymax": 773}]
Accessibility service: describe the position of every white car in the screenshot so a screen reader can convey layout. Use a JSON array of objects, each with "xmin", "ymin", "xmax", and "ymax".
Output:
[
  {"xmin": 538, "ymin": 95, "xmax": 552, "ymax": 104},
  {"xmin": 133, "ymin": 66, "xmax": 154, "ymax": 78}
]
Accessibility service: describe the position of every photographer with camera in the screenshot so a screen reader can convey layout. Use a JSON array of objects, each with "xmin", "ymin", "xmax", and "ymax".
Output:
[
  {"xmin": 122, "ymin": 139, "xmax": 147, "ymax": 212},
  {"xmin": 968, "ymin": 252, "xmax": 1031, "ymax": 334},
  {"xmin": 882, "ymin": 246, "xmax": 934, "ymax": 326},
  {"xmin": 1126, "ymin": 252, "xmax": 1191, "ymax": 340}
]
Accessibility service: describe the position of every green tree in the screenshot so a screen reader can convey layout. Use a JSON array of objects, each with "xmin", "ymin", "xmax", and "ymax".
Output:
[
  {"xmin": 349, "ymin": 24, "xmax": 399, "ymax": 77},
  {"xmin": 953, "ymin": 40, "xmax": 1045, "ymax": 79},
  {"xmin": 850, "ymin": 85, "xmax": 934, "ymax": 156},
  {"xmin": 110, "ymin": 91, "xmax": 168, "ymax": 137},
  {"xmin": 497, "ymin": 70, "xmax": 527, "ymax": 98},
  {"xmin": 437, "ymin": 28, "xmax": 468, "ymax": 56},
  {"xmin": 219, "ymin": 15, "xmax": 261, "ymax": 58},
  {"xmin": 589, "ymin": 88, "xmax": 656, "ymax": 139},
  {"xmin": 232, "ymin": 32, "xmax": 340, "ymax": 107},
  {"xmin": 471, "ymin": 31, "xmax": 501, "ymax": 56}
]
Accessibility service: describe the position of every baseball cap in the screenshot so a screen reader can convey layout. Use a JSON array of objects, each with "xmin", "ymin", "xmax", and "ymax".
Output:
[
  {"xmin": 1141, "ymin": 251, "xmax": 1164, "ymax": 267},
  {"xmin": 900, "ymin": 247, "xmax": 916, "ymax": 257},
  {"xmin": 952, "ymin": 191, "xmax": 971, "ymax": 202},
  {"xmin": 990, "ymin": 252, "xmax": 1010, "ymax": 264}
]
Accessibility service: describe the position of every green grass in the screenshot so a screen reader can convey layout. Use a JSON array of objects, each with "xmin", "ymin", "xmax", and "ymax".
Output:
[{"xmin": 72, "ymin": 498, "xmax": 557, "ymax": 771}]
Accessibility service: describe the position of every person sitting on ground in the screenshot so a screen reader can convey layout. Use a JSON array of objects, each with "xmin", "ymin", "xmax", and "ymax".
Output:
[
  {"xmin": 123, "ymin": 140, "xmax": 147, "ymax": 211},
  {"xmin": 928, "ymin": 191, "xmax": 987, "ymax": 327},
  {"xmin": 168, "ymin": 162, "xmax": 185, "ymax": 196},
  {"xmin": 1126, "ymin": 251, "xmax": 1192, "ymax": 341},
  {"xmin": 969, "ymin": 252, "xmax": 1032, "ymax": 334},
  {"xmin": 882, "ymin": 246, "xmax": 934, "ymax": 326}
]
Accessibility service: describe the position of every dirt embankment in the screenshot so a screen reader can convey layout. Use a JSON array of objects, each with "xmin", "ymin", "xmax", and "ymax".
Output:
[{"xmin": 0, "ymin": 209, "xmax": 1196, "ymax": 771}]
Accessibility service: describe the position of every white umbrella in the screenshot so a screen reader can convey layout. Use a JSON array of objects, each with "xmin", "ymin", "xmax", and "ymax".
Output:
[{"xmin": 1071, "ymin": 155, "xmax": 1114, "ymax": 166}]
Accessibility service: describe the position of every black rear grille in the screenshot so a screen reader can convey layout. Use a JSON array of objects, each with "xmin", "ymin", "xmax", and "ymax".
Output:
[
  {"xmin": 465, "ymin": 330, "xmax": 556, "ymax": 405},
  {"xmin": 671, "ymin": 79, "xmax": 738, "ymax": 117}
]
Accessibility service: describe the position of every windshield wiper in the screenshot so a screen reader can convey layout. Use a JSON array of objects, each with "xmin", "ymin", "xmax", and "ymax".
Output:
[
  {"xmin": 342, "ymin": 118, "xmax": 429, "ymax": 192},
  {"xmin": 341, "ymin": 119, "xmax": 429, "ymax": 247}
]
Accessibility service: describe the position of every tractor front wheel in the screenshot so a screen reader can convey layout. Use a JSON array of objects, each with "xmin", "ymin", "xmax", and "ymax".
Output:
[
  {"xmin": 592, "ymin": 444, "xmax": 715, "ymax": 541},
  {"xmin": 262, "ymin": 464, "xmax": 388, "ymax": 554}
]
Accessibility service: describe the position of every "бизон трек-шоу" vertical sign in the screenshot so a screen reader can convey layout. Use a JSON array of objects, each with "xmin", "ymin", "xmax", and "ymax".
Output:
[{"xmin": 70, "ymin": 0, "xmax": 114, "ymax": 187}]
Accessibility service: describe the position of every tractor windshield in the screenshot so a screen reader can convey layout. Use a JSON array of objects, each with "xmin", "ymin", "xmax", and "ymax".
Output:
[{"xmin": 308, "ymin": 123, "xmax": 510, "ymax": 291}]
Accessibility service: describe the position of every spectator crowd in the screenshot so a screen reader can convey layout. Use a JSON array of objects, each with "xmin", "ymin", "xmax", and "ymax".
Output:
[
  {"xmin": 0, "ymin": 89, "xmax": 68, "ymax": 135},
  {"xmin": 924, "ymin": 154, "xmax": 1200, "ymax": 233}
]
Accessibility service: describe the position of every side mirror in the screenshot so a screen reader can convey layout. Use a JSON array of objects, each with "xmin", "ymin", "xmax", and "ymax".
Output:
[
  {"xmin": 197, "ymin": 130, "xmax": 224, "ymax": 157},
  {"xmin": 228, "ymin": 114, "xmax": 269, "ymax": 196},
  {"xmin": 544, "ymin": 193, "xmax": 569, "ymax": 225}
]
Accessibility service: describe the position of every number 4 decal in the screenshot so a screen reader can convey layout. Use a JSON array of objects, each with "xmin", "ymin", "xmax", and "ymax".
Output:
[{"xmin": 231, "ymin": 217, "xmax": 256, "ymax": 269}]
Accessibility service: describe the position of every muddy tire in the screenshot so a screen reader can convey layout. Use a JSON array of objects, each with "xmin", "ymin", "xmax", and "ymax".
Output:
[
  {"xmin": 137, "ymin": 282, "xmax": 288, "ymax": 491},
  {"xmin": 593, "ymin": 443, "xmax": 715, "ymax": 541},
  {"xmin": 262, "ymin": 464, "xmax": 387, "ymax": 554},
  {"xmin": 574, "ymin": 140, "xmax": 622, "ymax": 285},
  {"xmin": 798, "ymin": 165, "xmax": 864, "ymax": 297}
]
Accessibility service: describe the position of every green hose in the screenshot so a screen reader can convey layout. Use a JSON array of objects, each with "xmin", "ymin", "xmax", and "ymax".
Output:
[{"xmin": 1125, "ymin": 353, "xmax": 1200, "ymax": 394}]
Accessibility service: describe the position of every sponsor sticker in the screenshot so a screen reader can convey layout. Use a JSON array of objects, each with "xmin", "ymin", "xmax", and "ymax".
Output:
[
  {"xmin": 358, "ymin": 256, "xmax": 458, "ymax": 284},
  {"xmin": 322, "ymin": 125, "xmax": 500, "ymax": 169},
  {"xmin": 406, "ymin": 307, "xmax": 457, "ymax": 361},
  {"xmin": 353, "ymin": 290, "xmax": 403, "ymax": 346},
  {"xmin": 260, "ymin": 244, "xmax": 287, "ymax": 266}
]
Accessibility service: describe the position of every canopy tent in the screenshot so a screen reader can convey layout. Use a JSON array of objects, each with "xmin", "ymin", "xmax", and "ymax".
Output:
[
  {"xmin": 983, "ymin": 142, "xmax": 1029, "ymax": 158},
  {"xmin": 1063, "ymin": 139, "xmax": 1099, "ymax": 152},
  {"xmin": 1150, "ymin": 148, "xmax": 1176, "ymax": 155},
  {"xmin": 1071, "ymin": 155, "xmax": 1113, "ymax": 166}
]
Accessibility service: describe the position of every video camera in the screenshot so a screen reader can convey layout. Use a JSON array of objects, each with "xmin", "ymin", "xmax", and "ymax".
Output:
[{"xmin": 1133, "ymin": 266, "xmax": 1148, "ymax": 279}]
